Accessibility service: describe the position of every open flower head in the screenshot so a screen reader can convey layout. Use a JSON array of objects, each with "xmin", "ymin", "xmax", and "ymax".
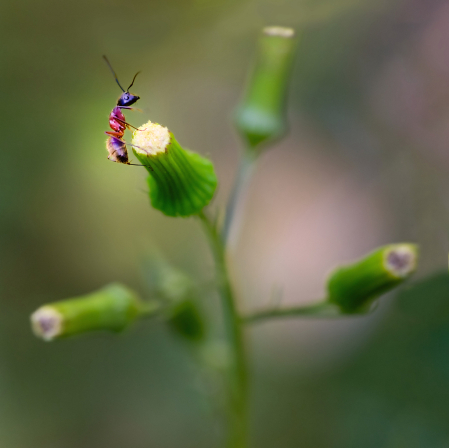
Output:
[{"xmin": 132, "ymin": 121, "xmax": 217, "ymax": 217}]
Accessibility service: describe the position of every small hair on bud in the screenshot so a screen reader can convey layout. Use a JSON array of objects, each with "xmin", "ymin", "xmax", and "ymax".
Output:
[
  {"xmin": 31, "ymin": 306, "xmax": 63, "ymax": 341},
  {"xmin": 384, "ymin": 244, "xmax": 417, "ymax": 278},
  {"xmin": 263, "ymin": 26, "xmax": 295, "ymax": 38}
]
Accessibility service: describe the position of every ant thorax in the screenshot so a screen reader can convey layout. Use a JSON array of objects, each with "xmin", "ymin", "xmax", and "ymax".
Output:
[{"xmin": 109, "ymin": 107, "xmax": 126, "ymax": 133}]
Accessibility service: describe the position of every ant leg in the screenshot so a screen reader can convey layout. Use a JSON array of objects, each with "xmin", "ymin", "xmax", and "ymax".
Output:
[
  {"xmin": 106, "ymin": 134, "xmax": 151, "ymax": 164},
  {"xmin": 107, "ymin": 154, "xmax": 153, "ymax": 170},
  {"xmin": 117, "ymin": 106, "xmax": 143, "ymax": 112},
  {"xmin": 128, "ymin": 162, "xmax": 153, "ymax": 169},
  {"xmin": 105, "ymin": 131, "xmax": 123, "ymax": 138},
  {"xmin": 114, "ymin": 117, "xmax": 144, "ymax": 131},
  {"xmin": 106, "ymin": 133, "xmax": 146, "ymax": 152},
  {"xmin": 121, "ymin": 139, "xmax": 152, "ymax": 156}
]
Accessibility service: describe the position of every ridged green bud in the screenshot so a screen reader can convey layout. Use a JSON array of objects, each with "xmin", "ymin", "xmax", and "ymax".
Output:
[
  {"xmin": 167, "ymin": 298, "xmax": 205, "ymax": 342},
  {"xmin": 235, "ymin": 26, "xmax": 297, "ymax": 151},
  {"xmin": 31, "ymin": 283, "xmax": 158, "ymax": 341},
  {"xmin": 132, "ymin": 121, "xmax": 217, "ymax": 217},
  {"xmin": 327, "ymin": 244, "xmax": 418, "ymax": 313}
]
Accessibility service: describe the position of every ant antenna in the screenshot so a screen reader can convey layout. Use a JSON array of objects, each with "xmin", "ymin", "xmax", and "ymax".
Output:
[
  {"xmin": 103, "ymin": 55, "xmax": 125, "ymax": 93},
  {"xmin": 127, "ymin": 71, "xmax": 141, "ymax": 92}
]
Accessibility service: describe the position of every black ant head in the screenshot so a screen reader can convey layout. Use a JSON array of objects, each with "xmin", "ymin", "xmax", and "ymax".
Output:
[{"xmin": 117, "ymin": 92, "xmax": 140, "ymax": 107}]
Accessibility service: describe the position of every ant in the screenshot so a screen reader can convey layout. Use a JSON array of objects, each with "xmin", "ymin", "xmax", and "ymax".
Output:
[{"xmin": 103, "ymin": 55, "xmax": 148, "ymax": 166}]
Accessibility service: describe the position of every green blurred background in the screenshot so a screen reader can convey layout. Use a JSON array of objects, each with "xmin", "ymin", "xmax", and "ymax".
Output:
[{"xmin": 2, "ymin": 0, "xmax": 449, "ymax": 446}]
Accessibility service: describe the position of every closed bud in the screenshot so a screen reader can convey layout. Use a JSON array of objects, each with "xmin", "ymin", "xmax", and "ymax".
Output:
[
  {"xmin": 31, "ymin": 283, "xmax": 158, "ymax": 341},
  {"xmin": 167, "ymin": 298, "xmax": 206, "ymax": 342},
  {"xmin": 132, "ymin": 121, "xmax": 217, "ymax": 217},
  {"xmin": 235, "ymin": 26, "xmax": 297, "ymax": 151},
  {"xmin": 327, "ymin": 244, "xmax": 418, "ymax": 313}
]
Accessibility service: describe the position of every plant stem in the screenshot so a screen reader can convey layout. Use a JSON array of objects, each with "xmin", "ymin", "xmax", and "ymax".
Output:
[
  {"xmin": 198, "ymin": 211, "xmax": 248, "ymax": 448},
  {"xmin": 223, "ymin": 149, "xmax": 257, "ymax": 247},
  {"xmin": 242, "ymin": 301, "xmax": 346, "ymax": 324}
]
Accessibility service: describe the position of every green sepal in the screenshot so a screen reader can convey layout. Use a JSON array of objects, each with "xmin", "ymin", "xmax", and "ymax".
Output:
[
  {"xmin": 235, "ymin": 27, "xmax": 297, "ymax": 151},
  {"xmin": 327, "ymin": 244, "xmax": 418, "ymax": 314},
  {"xmin": 31, "ymin": 283, "xmax": 158, "ymax": 340},
  {"xmin": 133, "ymin": 133, "xmax": 217, "ymax": 217}
]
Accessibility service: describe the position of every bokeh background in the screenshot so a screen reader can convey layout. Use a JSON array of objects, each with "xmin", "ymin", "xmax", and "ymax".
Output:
[{"xmin": 1, "ymin": 0, "xmax": 449, "ymax": 446}]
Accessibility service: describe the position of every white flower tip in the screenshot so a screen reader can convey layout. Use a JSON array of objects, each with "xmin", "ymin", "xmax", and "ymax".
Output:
[
  {"xmin": 132, "ymin": 121, "xmax": 170, "ymax": 156},
  {"xmin": 384, "ymin": 244, "xmax": 417, "ymax": 278},
  {"xmin": 263, "ymin": 26, "xmax": 295, "ymax": 38},
  {"xmin": 30, "ymin": 306, "xmax": 63, "ymax": 341}
]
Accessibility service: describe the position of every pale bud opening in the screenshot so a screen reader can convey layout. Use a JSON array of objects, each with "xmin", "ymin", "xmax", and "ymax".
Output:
[
  {"xmin": 31, "ymin": 306, "xmax": 64, "ymax": 341},
  {"xmin": 263, "ymin": 26, "xmax": 295, "ymax": 38},
  {"xmin": 132, "ymin": 121, "xmax": 170, "ymax": 156},
  {"xmin": 384, "ymin": 245, "xmax": 417, "ymax": 278}
]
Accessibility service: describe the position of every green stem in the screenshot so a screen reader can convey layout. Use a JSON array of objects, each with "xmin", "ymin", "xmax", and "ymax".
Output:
[
  {"xmin": 242, "ymin": 301, "xmax": 368, "ymax": 324},
  {"xmin": 223, "ymin": 149, "xmax": 257, "ymax": 247},
  {"xmin": 198, "ymin": 211, "xmax": 248, "ymax": 448}
]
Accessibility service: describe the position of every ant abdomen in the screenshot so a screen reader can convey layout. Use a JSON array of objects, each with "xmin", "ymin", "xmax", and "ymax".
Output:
[{"xmin": 107, "ymin": 137, "xmax": 129, "ymax": 164}]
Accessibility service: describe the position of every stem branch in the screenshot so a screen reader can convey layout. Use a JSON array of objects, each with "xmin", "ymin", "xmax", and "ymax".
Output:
[
  {"xmin": 242, "ymin": 301, "xmax": 369, "ymax": 324},
  {"xmin": 223, "ymin": 150, "xmax": 257, "ymax": 247}
]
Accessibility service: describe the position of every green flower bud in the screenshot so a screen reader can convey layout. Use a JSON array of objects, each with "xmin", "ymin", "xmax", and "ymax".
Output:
[
  {"xmin": 31, "ymin": 283, "xmax": 158, "ymax": 341},
  {"xmin": 327, "ymin": 244, "xmax": 418, "ymax": 313},
  {"xmin": 132, "ymin": 121, "xmax": 217, "ymax": 217},
  {"xmin": 235, "ymin": 26, "xmax": 297, "ymax": 151},
  {"xmin": 167, "ymin": 298, "xmax": 206, "ymax": 342}
]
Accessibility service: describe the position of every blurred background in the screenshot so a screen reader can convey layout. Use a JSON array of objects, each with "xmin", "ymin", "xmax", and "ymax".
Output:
[{"xmin": 1, "ymin": 0, "xmax": 449, "ymax": 446}]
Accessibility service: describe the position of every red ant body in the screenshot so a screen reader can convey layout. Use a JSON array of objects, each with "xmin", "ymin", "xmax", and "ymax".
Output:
[{"xmin": 103, "ymin": 55, "xmax": 143, "ymax": 165}]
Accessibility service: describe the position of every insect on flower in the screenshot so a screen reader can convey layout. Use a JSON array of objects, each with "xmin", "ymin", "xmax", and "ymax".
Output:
[{"xmin": 103, "ymin": 55, "xmax": 149, "ymax": 166}]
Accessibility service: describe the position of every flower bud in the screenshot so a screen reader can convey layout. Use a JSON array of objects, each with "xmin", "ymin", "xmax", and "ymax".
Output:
[
  {"xmin": 235, "ymin": 26, "xmax": 297, "ymax": 151},
  {"xmin": 327, "ymin": 244, "xmax": 418, "ymax": 313},
  {"xmin": 167, "ymin": 298, "xmax": 205, "ymax": 342},
  {"xmin": 132, "ymin": 121, "xmax": 217, "ymax": 217},
  {"xmin": 31, "ymin": 283, "xmax": 158, "ymax": 341}
]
